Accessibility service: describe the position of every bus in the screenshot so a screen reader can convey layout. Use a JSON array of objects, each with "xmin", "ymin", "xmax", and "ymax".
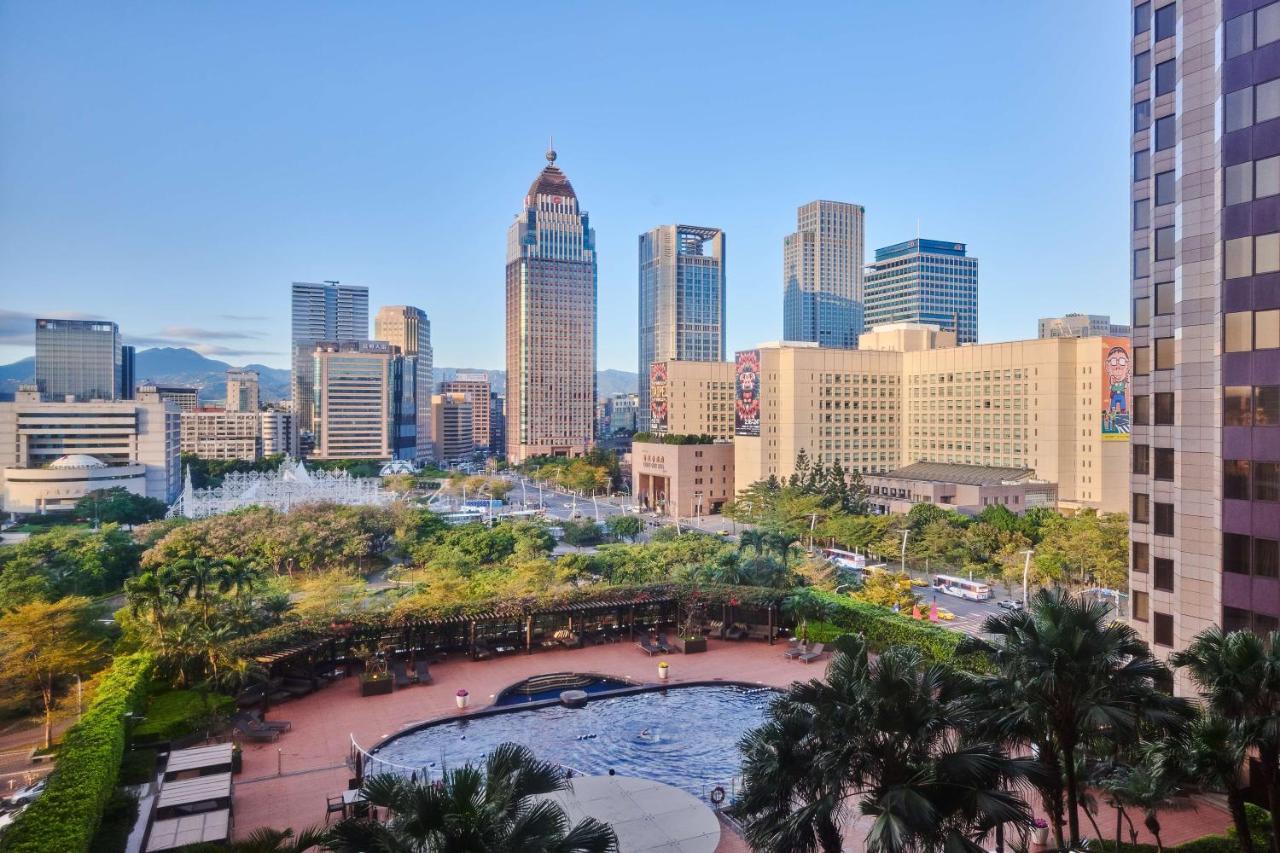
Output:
[
  {"xmin": 932, "ymin": 574, "xmax": 992, "ymax": 601},
  {"xmin": 820, "ymin": 548, "xmax": 866, "ymax": 573}
]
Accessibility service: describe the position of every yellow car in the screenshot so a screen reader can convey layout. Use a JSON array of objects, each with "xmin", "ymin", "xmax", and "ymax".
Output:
[{"xmin": 934, "ymin": 607, "xmax": 956, "ymax": 621}]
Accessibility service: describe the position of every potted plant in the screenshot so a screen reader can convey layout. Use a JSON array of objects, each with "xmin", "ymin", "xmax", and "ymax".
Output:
[
  {"xmin": 657, "ymin": 661, "xmax": 669, "ymax": 681},
  {"xmin": 455, "ymin": 689, "xmax": 469, "ymax": 709},
  {"xmin": 673, "ymin": 601, "xmax": 708, "ymax": 653},
  {"xmin": 360, "ymin": 670, "xmax": 392, "ymax": 696},
  {"xmin": 1031, "ymin": 818, "xmax": 1049, "ymax": 846}
]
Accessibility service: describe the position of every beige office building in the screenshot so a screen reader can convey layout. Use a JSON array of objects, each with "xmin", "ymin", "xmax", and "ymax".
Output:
[
  {"xmin": 311, "ymin": 341, "xmax": 397, "ymax": 461},
  {"xmin": 225, "ymin": 370, "xmax": 260, "ymax": 413},
  {"xmin": 440, "ymin": 373, "xmax": 492, "ymax": 450},
  {"xmin": 632, "ymin": 440, "xmax": 734, "ymax": 518},
  {"xmin": 259, "ymin": 410, "xmax": 297, "ymax": 457},
  {"xmin": 729, "ymin": 324, "xmax": 1129, "ymax": 515},
  {"xmin": 432, "ymin": 392, "xmax": 474, "ymax": 464},
  {"xmin": 648, "ymin": 360, "xmax": 736, "ymax": 441},
  {"xmin": 374, "ymin": 305, "xmax": 433, "ymax": 462},
  {"xmin": 180, "ymin": 411, "xmax": 260, "ymax": 461}
]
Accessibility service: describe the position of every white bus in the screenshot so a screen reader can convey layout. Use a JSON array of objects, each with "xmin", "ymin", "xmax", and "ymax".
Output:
[
  {"xmin": 932, "ymin": 574, "xmax": 992, "ymax": 601},
  {"xmin": 821, "ymin": 548, "xmax": 866, "ymax": 573}
]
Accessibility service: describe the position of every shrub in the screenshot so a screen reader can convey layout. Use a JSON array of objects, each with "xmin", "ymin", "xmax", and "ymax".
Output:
[
  {"xmin": 86, "ymin": 789, "xmax": 139, "ymax": 853},
  {"xmin": 806, "ymin": 590, "xmax": 989, "ymax": 672},
  {"xmin": 116, "ymin": 748, "xmax": 156, "ymax": 786},
  {"xmin": 131, "ymin": 689, "xmax": 233, "ymax": 742},
  {"xmin": 0, "ymin": 652, "xmax": 152, "ymax": 853}
]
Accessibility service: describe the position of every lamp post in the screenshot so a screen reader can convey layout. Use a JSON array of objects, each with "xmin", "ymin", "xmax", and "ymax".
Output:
[
  {"xmin": 900, "ymin": 529, "xmax": 910, "ymax": 575},
  {"xmin": 1021, "ymin": 549, "xmax": 1034, "ymax": 608}
]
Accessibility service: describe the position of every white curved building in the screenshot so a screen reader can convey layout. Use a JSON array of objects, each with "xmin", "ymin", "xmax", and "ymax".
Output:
[{"xmin": 2, "ymin": 454, "xmax": 147, "ymax": 514}]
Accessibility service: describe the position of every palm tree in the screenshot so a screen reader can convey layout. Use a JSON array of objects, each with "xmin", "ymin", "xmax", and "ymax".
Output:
[
  {"xmin": 734, "ymin": 635, "xmax": 1037, "ymax": 852},
  {"xmin": 184, "ymin": 826, "xmax": 326, "ymax": 852},
  {"xmin": 739, "ymin": 528, "xmax": 767, "ymax": 556},
  {"xmin": 1171, "ymin": 626, "xmax": 1280, "ymax": 849},
  {"xmin": 1100, "ymin": 749, "xmax": 1190, "ymax": 853},
  {"xmin": 1175, "ymin": 713, "xmax": 1256, "ymax": 853},
  {"xmin": 326, "ymin": 743, "xmax": 617, "ymax": 853},
  {"xmin": 766, "ymin": 530, "xmax": 800, "ymax": 566},
  {"xmin": 216, "ymin": 556, "xmax": 261, "ymax": 602},
  {"xmin": 124, "ymin": 568, "xmax": 180, "ymax": 640},
  {"xmin": 171, "ymin": 557, "xmax": 221, "ymax": 627},
  {"xmin": 957, "ymin": 588, "xmax": 1190, "ymax": 849}
]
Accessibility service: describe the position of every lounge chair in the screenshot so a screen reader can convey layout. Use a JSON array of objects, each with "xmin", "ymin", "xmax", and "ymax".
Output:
[
  {"xmin": 724, "ymin": 623, "xmax": 747, "ymax": 641},
  {"xmin": 655, "ymin": 634, "xmax": 674, "ymax": 654},
  {"xmin": 235, "ymin": 686, "xmax": 264, "ymax": 709},
  {"xmin": 282, "ymin": 678, "xmax": 313, "ymax": 698},
  {"xmin": 747, "ymin": 624, "xmax": 775, "ymax": 641},
  {"xmin": 413, "ymin": 659, "xmax": 433, "ymax": 685},
  {"xmin": 636, "ymin": 637, "xmax": 661, "ymax": 656},
  {"xmin": 473, "ymin": 641, "xmax": 493, "ymax": 661},
  {"xmin": 391, "ymin": 660, "xmax": 411, "ymax": 688},
  {"xmin": 249, "ymin": 711, "xmax": 291, "ymax": 731},
  {"xmin": 798, "ymin": 643, "xmax": 826, "ymax": 664},
  {"xmin": 234, "ymin": 718, "xmax": 279, "ymax": 743},
  {"xmin": 783, "ymin": 641, "xmax": 809, "ymax": 660}
]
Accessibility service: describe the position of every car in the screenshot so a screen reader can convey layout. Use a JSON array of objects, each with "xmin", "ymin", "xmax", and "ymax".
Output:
[
  {"xmin": 3, "ymin": 779, "xmax": 46, "ymax": 807},
  {"xmin": 717, "ymin": 529, "xmax": 731, "ymax": 537},
  {"xmin": 911, "ymin": 578, "xmax": 932, "ymax": 589},
  {"xmin": 996, "ymin": 599, "xmax": 1024, "ymax": 611},
  {"xmin": 934, "ymin": 607, "xmax": 956, "ymax": 621}
]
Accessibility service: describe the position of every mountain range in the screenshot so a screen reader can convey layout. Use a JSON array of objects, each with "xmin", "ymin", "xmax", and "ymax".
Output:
[{"xmin": 0, "ymin": 348, "xmax": 638, "ymax": 402}]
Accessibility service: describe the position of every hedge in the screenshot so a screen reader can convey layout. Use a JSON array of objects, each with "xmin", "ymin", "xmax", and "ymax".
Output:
[
  {"xmin": 0, "ymin": 653, "xmax": 152, "ymax": 853},
  {"xmin": 131, "ymin": 689, "xmax": 233, "ymax": 742}
]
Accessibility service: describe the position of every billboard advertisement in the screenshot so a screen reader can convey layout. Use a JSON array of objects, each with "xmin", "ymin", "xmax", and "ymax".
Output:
[
  {"xmin": 735, "ymin": 349, "xmax": 761, "ymax": 436},
  {"xmin": 1102, "ymin": 337, "xmax": 1130, "ymax": 441},
  {"xmin": 649, "ymin": 361, "xmax": 668, "ymax": 430}
]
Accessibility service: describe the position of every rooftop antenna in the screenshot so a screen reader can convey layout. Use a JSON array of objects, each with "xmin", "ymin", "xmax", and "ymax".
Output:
[
  {"xmin": 546, "ymin": 135, "xmax": 556, "ymax": 164},
  {"xmin": 915, "ymin": 218, "xmax": 921, "ymax": 242}
]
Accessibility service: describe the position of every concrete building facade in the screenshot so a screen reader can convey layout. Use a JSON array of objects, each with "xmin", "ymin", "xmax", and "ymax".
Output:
[
  {"xmin": 34, "ymin": 318, "xmax": 123, "ymax": 401},
  {"xmin": 225, "ymin": 370, "xmax": 260, "ymax": 413},
  {"xmin": 647, "ymin": 359, "xmax": 736, "ymax": 441},
  {"xmin": 505, "ymin": 147, "xmax": 597, "ymax": 463},
  {"xmin": 864, "ymin": 239, "xmax": 979, "ymax": 344},
  {"xmin": 638, "ymin": 225, "xmax": 726, "ymax": 429},
  {"xmin": 440, "ymin": 373, "xmax": 492, "ymax": 450},
  {"xmin": 292, "ymin": 281, "xmax": 369, "ymax": 437},
  {"xmin": 1039, "ymin": 313, "xmax": 1133, "ymax": 339},
  {"xmin": 374, "ymin": 305, "xmax": 433, "ymax": 462},
  {"xmin": 432, "ymin": 392, "xmax": 475, "ymax": 464},
  {"xmin": 153, "ymin": 386, "xmax": 199, "ymax": 413},
  {"xmin": 259, "ymin": 410, "xmax": 297, "ymax": 458},
  {"xmin": 632, "ymin": 440, "xmax": 734, "ymax": 519},
  {"xmin": 782, "ymin": 200, "xmax": 865, "ymax": 349},
  {"xmin": 180, "ymin": 411, "xmax": 262, "ymax": 461},
  {"xmin": 310, "ymin": 340, "xmax": 398, "ymax": 461}
]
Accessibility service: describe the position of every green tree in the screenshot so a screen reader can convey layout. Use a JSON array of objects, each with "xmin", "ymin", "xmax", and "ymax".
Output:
[
  {"xmin": 604, "ymin": 514, "xmax": 642, "ymax": 542},
  {"xmin": 560, "ymin": 519, "xmax": 603, "ymax": 548},
  {"xmin": 0, "ymin": 597, "xmax": 104, "ymax": 748},
  {"xmin": 327, "ymin": 743, "xmax": 618, "ymax": 853},
  {"xmin": 853, "ymin": 570, "xmax": 917, "ymax": 611},
  {"xmin": 73, "ymin": 486, "xmax": 168, "ymax": 526},
  {"xmin": 0, "ymin": 524, "xmax": 142, "ymax": 606}
]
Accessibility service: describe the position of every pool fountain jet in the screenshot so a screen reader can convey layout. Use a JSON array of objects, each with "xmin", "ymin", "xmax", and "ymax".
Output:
[{"xmin": 560, "ymin": 689, "xmax": 589, "ymax": 709}]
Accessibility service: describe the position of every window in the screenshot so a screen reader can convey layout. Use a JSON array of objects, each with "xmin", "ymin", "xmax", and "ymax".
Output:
[
  {"xmin": 1154, "ymin": 502, "xmax": 1175, "ymax": 535},
  {"xmin": 1134, "ymin": 296, "xmax": 1152, "ymax": 326},
  {"xmin": 1136, "ymin": 50, "xmax": 1152, "ymax": 83},
  {"xmin": 1227, "ymin": 237, "xmax": 1253, "ymax": 279},
  {"xmin": 1135, "ymin": 1, "xmax": 1151, "ymax": 35},
  {"xmin": 1155, "ymin": 392, "xmax": 1175, "ymax": 425},
  {"xmin": 1134, "ymin": 101, "xmax": 1152, "ymax": 132},
  {"xmin": 1262, "ymin": 3, "xmax": 1280, "ymax": 47},
  {"xmin": 1134, "ymin": 394, "xmax": 1151, "ymax": 425},
  {"xmin": 1155, "ymin": 114, "xmax": 1176, "ymax": 150},
  {"xmin": 1133, "ymin": 591, "xmax": 1150, "ymax": 622},
  {"xmin": 1155, "ymin": 3, "xmax": 1175, "ymax": 40},
  {"xmin": 1225, "ymin": 386, "xmax": 1253, "ymax": 425},
  {"xmin": 1155, "ymin": 226, "xmax": 1175, "ymax": 260},
  {"xmin": 1260, "ymin": 78, "xmax": 1280, "ymax": 124},
  {"xmin": 1154, "ymin": 612, "xmax": 1174, "ymax": 647},
  {"xmin": 1260, "ymin": 235, "xmax": 1280, "ymax": 274},
  {"xmin": 1224, "ymin": 606, "xmax": 1251, "ymax": 633},
  {"xmin": 1155, "ymin": 336, "xmax": 1175, "ymax": 370},
  {"xmin": 1134, "ymin": 248, "xmax": 1150, "ymax": 279},
  {"xmin": 1155, "ymin": 170, "xmax": 1175, "ymax": 204},
  {"xmin": 1155, "ymin": 281, "xmax": 1175, "ymax": 315},
  {"xmin": 1133, "ymin": 541, "xmax": 1150, "ymax": 573},
  {"xmin": 1227, "ymin": 87, "xmax": 1254, "ymax": 132},
  {"xmin": 1257, "ymin": 310, "xmax": 1280, "ymax": 349},
  {"xmin": 1227, "ymin": 12, "xmax": 1254, "ymax": 58},
  {"xmin": 1154, "ymin": 557, "xmax": 1174, "ymax": 591},
  {"xmin": 1257, "ymin": 462, "xmax": 1280, "ymax": 501},
  {"xmin": 1134, "ymin": 345, "xmax": 1152, "ymax": 376},
  {"xmin": 1134, "ymin": 198, "xmax": 1151, "ymax": 229},
  {"xmin": 1155, "ymin": 59, "xmax": 1176, "ymax": 95},
  {"xmin": 1133, "ymin": 443, "xmax": 1150, "ymax": 475},
  {"xmin": 1226, "ymin": 311, "xmax": 1254, "ymax": 352},
  {"xmin": 1260, "ymin": 156, "xmax": 1280, "ymax": 197},
  {"xmin": 1225, "ymin": 532, "xmax": 1252, "ymax": 574},
  {"xmin": 1258, "ymin": 538, "xmax": 1280, "ymax": 578},
  {"xmin": 1259, "ymin": 386, "xmax": 1280, "ymax": 425},
  {"xmin": 1133, "ymin": 492, "xmax": 1151, "ymax": 523},
  {"xmin": 1227, "ymin": 161, "xmax": 1253, "ymax": 205},
  {"xmin": 1225, "ymin": 459, "xmax": 1251, "ymax": 499},
  {"xmin": 1135, "ymin": 149, "xmax": 1152, "ymax": 182},
  {"xmin": 1154, "ymin": 447, "xmax": 1174, "ymax": 480}
]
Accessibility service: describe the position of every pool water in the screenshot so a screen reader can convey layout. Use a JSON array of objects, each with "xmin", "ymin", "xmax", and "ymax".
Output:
[
  {"xmin": 495, "ymin": 674, "xmax": 635, "ymax": 706},
  {"xmin": 370, "ymin": 684, "xmax": 773, "ymax": 799}
]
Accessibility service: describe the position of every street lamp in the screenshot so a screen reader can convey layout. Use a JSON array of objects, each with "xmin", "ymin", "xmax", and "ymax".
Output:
[
  {"xmin": 1021, "ymin": 549, "xmax": 1035, "ymax": 608},
  {"xmin": 900, "ymin": 529, "xmax": 910, "ymax": 574}
]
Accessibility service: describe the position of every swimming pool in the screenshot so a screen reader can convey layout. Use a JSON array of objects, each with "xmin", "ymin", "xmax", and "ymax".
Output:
[
  {"xmin": 369, "ymin": 683, "xmax": 774, "ymax": 800},
  {"xmin": 494, "ymin": 672, "xmax": 636, "ymax": 706}
]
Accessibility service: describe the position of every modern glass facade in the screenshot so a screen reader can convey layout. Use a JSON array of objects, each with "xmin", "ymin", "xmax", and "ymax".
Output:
[
  {"xmin": 291, "ymin": 281, "xmax": 369, "ymax": 437},
  {"xmin": 638, "ymin": 225, "xmax": 726, "ymax": 430},
  {"xmin": 34, "ymin": 318, "xmax": 123, "ymax": 401},
  {"xmin": 864, "ymin": 239, "xmax": 979, "ymax": 344},
  {"xmin": 782, "ymin": 200, "xmax": 865, "ymax": 348},
  {"xmin": 374, "ymin": 305, "xmax": 433, "ymax": 462}
]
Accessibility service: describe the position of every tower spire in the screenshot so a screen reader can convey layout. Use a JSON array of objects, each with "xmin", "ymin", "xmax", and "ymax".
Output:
[{"xmin": 546, "ymin": 135, "xmax": 556, "ymax": 164}]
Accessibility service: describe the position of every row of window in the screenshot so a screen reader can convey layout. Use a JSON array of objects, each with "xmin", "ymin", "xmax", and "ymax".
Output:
[
  {"xmin": 1224, "ymin": 310, "xmax": 1280, "ymax": 351},
  {"xmin": 1132, "ymin": 444, "xmax": 1174, "ymax": 480},
  {"xmin": 1224, "ymin": 386, "xmax": 1280, "ymax": 426},
  {"xmin": 1132, "ymin": 543, "xmax": 1175, "ymax": 588},
  {"xmin": 1224, "ymin": 533, "xmax": 1280, "ymax": 578},
  {"xmin": 1225, "ymin": 234, "xmax": 1280, "ymax": 279},
  {"xmin": 1133, "ymin": 281, "xmax": 1175, "ymax": 324},
  {"xmin": 1133, "ymin": 392, "xmax": 1175, "ymax": 426},
  {"xmin": 1134, "ymin": 2, "xmax": 1175, "ymax": 41},
  {"xmin": 1129, "ymin": 594, "xmax": 1174, "ymax": 647},
  {"xmin": 1226, "ymin": 3, "xmax": 1280, "ymax": 58},
  {"xmin": 1226, "ymin": 78, "xmax": 1280, "ymax": 133},
  {"xmin": 1132, "ymin": 493, "xmax": 1175, "ymax": 534},
  {"xmin": 1133, "ymin": 337, "xmax": 1175, "ymax": 373},
  {"xmin": 1225, "ymin": 156, "xmax": 1280, "ymax": 205},
  {"xmin": 1224, "ymin": 460, "xmax": 1280, "ymax": 501}
]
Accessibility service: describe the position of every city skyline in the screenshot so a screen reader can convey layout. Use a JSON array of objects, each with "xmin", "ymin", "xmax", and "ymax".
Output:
[{"xmin": 0, "ymin": 3, "xmax": 1130, "ymax": 371}]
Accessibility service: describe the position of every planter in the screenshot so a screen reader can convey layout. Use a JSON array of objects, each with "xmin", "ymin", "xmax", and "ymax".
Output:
[
  {"xmin": 231, "ymin": 748, "xmax": 243, "ymax": 775},
  {"xmin": 360, "ymin": 675, "xmax": 393, "ymax": 697},
  {"xmin": 673, "ymin": 636, "xmax": 707, "ymax": 654},
  {"xmin": 456, "ymin": 690, "xmax": 470, "ymax": 709},
  {"xmin": 1032, "ymin": 826, "xmax": 1049, "ymax": 846},
  {"xmin": 658, "ymin": 663, "xmax": 669, "ymax": 681}
]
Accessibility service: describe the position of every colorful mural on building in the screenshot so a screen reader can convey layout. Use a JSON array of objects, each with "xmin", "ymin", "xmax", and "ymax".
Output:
[
  {"xmin": 735, "ymin": 349, "xmax": 761, "ymax": 437},
  {"xmin": 1102, "ymin": 337, "xmax": 1130, "ymax": 441},
  {"xmin": 649, "ymin": 361, "xmax": 668, "ymax": 430}
]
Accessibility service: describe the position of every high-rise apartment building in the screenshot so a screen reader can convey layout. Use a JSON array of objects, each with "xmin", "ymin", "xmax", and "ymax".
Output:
[
  {"xmin": 153, "ymin": 386, "xmax": 199, "ymax": 413},
  {"xmin": 180, "ymin": 411, "xmax": 261, "ymax": 461},
  {"xmin": 638, "ymin": 225, "xmax": 726, "ymax": 430},
  {"xmin": 782, "ymin": 201, "xmax": 865, "ymax": 349},
  {"xmin": 225, "ymin": 370, "xmax": 260, "ymax": 413},
  {"xmin": 505, "ymin": 147, "xmax": 597, "ymax": 462},
  {"xmin": 432, "ymin": 392, "xmax": 475, "ymax": 464},
  {"xmin": 1039, "ymin": 313, "xmax": 1132, "ymax": 339},
  {"xmin": 310, "ymin": 340, "xmax": 398, "ymax": 461},
  {"xmin": 291, "ymin": 281, "xmax": 369, "ymax": 438},
  {"xmin": 440, "ymin": 373, "xmax": 492, "ymax": 450},
  {"xmin": 121, "ymin": 345, "xmax": 136, "ymax": 400},
  {"xmin": 34, "ymin": 318, "xmax": 123, "ymax": 401},
  {"xmin": 259, "ymin": 410, "xmax": 297, "ymax": 458},
  {"xmin": 1128, "ymin": 0, "xmax": 1280, "ymax": 663},
  {"xmin": 864, "ymin": 239, "xmax": 979, "ymax": 343},
  {"xmin": 374, "ymin": 305, "xmax": 433, "ymax": 461}
]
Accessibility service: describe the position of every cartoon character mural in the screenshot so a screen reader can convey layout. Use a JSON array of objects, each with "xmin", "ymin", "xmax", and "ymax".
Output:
[
  {"xmin": 735, "ymin": 350, "xmax": 761, "ymax": 437},
  {"xmin": 649, "ymin": 362, "xmax": 668, "ymax": 429},
  {"xmin": 1102, "ymin": 338, "xmax": 1130, "ymax": 440}
]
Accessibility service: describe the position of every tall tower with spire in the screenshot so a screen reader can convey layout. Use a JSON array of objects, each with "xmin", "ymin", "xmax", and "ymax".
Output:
[{"xmin": 504, "ymin": 145, "xmax": 598, "ymax": 462}]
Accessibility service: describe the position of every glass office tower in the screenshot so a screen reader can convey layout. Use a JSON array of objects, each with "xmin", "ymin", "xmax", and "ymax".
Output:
[
  {"xmin": 782, "ymin": 200, "xmax": 865, "ymax": 348},
  {"xmin": 864, "ymin": 239, "xmax": 979, "ymax": 344},
  {"xmin": 34, "ymin": 318, "xmax": 123, "ymax": 401}
]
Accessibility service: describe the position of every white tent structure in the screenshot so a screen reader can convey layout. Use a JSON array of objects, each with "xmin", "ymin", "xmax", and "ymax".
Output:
[{"xmin": 171, "ymin": 458, "xmax": 392, "ymax": 519}]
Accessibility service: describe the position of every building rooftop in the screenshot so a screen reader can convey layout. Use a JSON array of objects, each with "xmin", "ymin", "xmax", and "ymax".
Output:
[
  {"xmin": 878, "ymin": 461, "xmax": 1033, "ymax": 486},
  {"xmin": 527, "ymin": 148, "xmax": 576, "ymax": 200},
  {"xmin": 48, "ymin": 454, "xmax": 109, "ymax": 469}
]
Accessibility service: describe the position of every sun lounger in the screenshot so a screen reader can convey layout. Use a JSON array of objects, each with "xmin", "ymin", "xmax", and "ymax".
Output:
[
  {"xmin": 636, "ymin": 638, "xmax": 661, "ymax": 656},
  {"xmin": 724, "ymin": 624, "xmax": 747, "ymax": 641},
  {"xmin": 234, "ymin": 718, "xmax": 279, "ymax": 743},
  {"xmin": 473, "ymin": 641, "xmax": 493, "ymax": 661},
  {"xmin": 413, "ymin": 659, "xmax": 433, "ymax": 685},
  {"xmin": 249, "ymin": 711, "xmax": 291, "ymax": 731},
  {"xmin": 798, "ymin": 643, "xmax": 826, "ymax": 664},
  {"xmin": 783, "ymin": 641, "xmax": 809, "ymax": 659},
  {"xmin": 282, "ymin": 678, "xmax": 313, "ymax": 698},
  {"xmin": 391, "ymin": 660, "xmax": 411, "ymax": 688},
  {"xmin": 654, "ymin": 634, "xmax": 674, "ymax": 653}
]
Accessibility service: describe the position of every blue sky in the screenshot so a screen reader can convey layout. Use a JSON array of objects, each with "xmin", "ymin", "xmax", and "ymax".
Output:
[{"xmin": 0, "ymin": 2, "xmax": 1129, "ymax": 371}]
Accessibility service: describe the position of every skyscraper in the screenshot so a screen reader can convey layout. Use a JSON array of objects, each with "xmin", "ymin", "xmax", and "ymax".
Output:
[
  {"xmin": 638, "ymin": 225, "xmax": 726, "ymax": 430},
  {"xmin": 864, "ymin": 239, "xmax": 979, "ymax": 344},
  {"xmin": 782, "ymin": 200, "xmax": 865, "ymax": 348},
  {"xmin": 440, "ymin": 373, "xmax": 492, "ymax": 450},
  {"xmin": 34, "ymin": 318, "xmax": 123, "ymax": 401},
  {"xmin": 1128, "ymin": 0, "xmax": 1280, "ymax": 666},
  {"xmin": 310, "ymin": 340, "xmax": 399, "ymax": 461},
  {"xmin": 225, "ymin": 369, "xmax": 260, "ymax": 413},
  {"xmin": 120, "ymin": 345, "xmax": 136, "ymax": 400},
  {"xmin": 291, "ymin": 281, "xmax": 369, "ymax": 439},
  {"xmin": 505, "ymin": 147, "xmax": 597, "ymax": 463},
  {"xmin": 374, "ymin": 305, "xmax": 433, "ymax": 462}
]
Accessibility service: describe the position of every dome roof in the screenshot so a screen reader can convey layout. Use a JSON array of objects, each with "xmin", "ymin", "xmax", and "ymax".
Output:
[
  {"xmin": 527, "ymin": 148, "xmax": 576, "ymax": 201},
  {"xmin": 49, "ymin": 454, "xmax": 107, "ymax": 469}
]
